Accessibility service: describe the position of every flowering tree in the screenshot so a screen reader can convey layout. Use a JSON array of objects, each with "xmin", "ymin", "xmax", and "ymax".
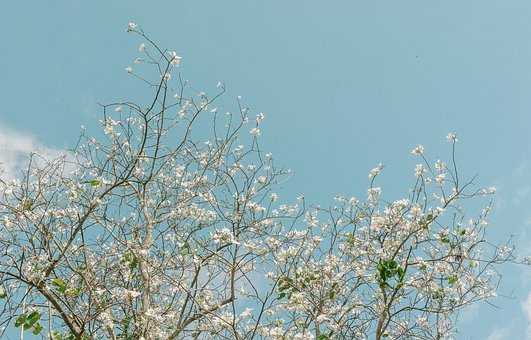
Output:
[{"xmin": 0, "ymin": 24, "xmax": 518, "ymax": 339}]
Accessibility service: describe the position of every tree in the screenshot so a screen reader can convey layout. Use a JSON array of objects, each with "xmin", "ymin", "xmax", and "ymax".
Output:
[{"xmin": 0, "ymin": 23, "xmax": 520, "ymax": 339}]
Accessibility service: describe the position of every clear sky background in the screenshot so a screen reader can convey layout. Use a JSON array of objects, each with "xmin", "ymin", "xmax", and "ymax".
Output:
[{"xmin": 1, "ymin": 1, "xmax": 531, "ymax": 339}]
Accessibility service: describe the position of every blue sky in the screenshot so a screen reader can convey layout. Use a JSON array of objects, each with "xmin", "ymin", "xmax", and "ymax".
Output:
[{"xmin": 1, "ymin": 1, "xmax": 531, "ymax": 338}]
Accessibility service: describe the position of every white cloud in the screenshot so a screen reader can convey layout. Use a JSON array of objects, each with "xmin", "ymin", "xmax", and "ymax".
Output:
[
  {"xmin": 487, "ymin": 327, "xmax": 511, "ymax": 340},
  {"xmin": 0, "ymin": 123, "xmax": 63, "ymax": 180},
  {"xmin": 523, "ymin": 292, "xmax": 531, "ymax": 339}
]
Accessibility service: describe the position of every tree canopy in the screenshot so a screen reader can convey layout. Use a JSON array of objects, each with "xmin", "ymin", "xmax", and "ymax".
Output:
[{"xmin": 0, "ymin": 24, "xmax": 523, "ymax": 340}]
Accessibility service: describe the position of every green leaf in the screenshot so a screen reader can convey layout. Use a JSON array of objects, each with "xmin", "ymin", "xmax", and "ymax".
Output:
[
  {"xmin": 440, "ymin": 236, "xmax": 450, "ymax": 243},
  {"xmin": 397, "ymin": 267, "xmax": 405, "ymax": 281},
  {"xmin": 123, "ymin": 252, "xmax": 139, "ymax": 270},
  {"xmin": 378, "ymin": 259, "xmax": 405, "ymax": 286},
  {"xmin": 278, "ymin": 276, "xmax": 292, "ymax": 292},
  {"xmin": 448, "ymin": 275, "xmax": 458, "ymax": 285},
  {"xmin": 0, "ymin": 286, "xmax": 6, "ymax": 299},
  {"xmin": 14, "ymin": 314, "xmax": 26, "ymax": 327},
  {"xmin": 317, "ymin": 335, "xmax": 329, "ymax": 340},
  {"xmin": 179, "ymin": 242, "xmax": 190, "ymax": 256},
  {"xmin": 32, "ymin": 322, "xmax": 43, "ymax": 335},
  {"xmin": 65, "ymin": 287, "xmax": 82, "ymax": 298},
  {"xmin": 52, "ymin": 278, "xmax": 67, "ymax": 294},
  {"xmin": 24, "ymin": 311, "xmax": 40, "ymax": 328},
  {"xmin": 20, "ymin": 197, "xmax": 33, "ymax": 211},
  {"xmin": 88, "ymin": 179, "xmax": 101, "ymax": 187}
]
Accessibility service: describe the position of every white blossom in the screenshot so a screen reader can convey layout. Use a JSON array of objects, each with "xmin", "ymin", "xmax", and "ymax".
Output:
[
  {"xmin": 368, "ymin": 163, "xmax": 384, "ymax": 179},
  {"xmin": 168, "ymin": 51, "xmax": 182, "ymax": 66},
  {"xmin": 446, "ymin": 132, "xmax": 458, "ymax": 143},
  {"xmin": 411, "ymin": 145, "xmax": 425, "ymax": 156}
]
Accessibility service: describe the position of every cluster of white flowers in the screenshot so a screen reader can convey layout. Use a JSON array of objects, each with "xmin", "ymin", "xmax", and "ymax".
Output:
[
  {"xmin": 212, "ymin": 227, "xmax": 240, "ymax": 245},
  {"xmin": 127, "ymin": 21, "xmax": 137, "ymax": 31},
  {"xmin": 103, "ymin": 118, "xmax": 120, "ymax": 135},
  {"xmin": 446, "ymin": 132, "xmax": 458, "ymax": 143},
  {"xmin": 411, "ymin": 144, "xmax": 424, "ymax": 156},
  {"xmin": 250, "ymin": 127, "xmax": 261, "ymax": 137},
  {"xmin": 368, "ymin": 163, "xmax": 384, "ymax": 179},
  {"xmin": 367, "ymin": 187, "xmax": 381, "ymax": 204},
  {"xmin": 256, "ymin": 112, "xmax": 265, "ymax": 124},
  {"xmin": 168, "ymin": 51, "xmax": 182, "ymax": 66},
  {"xmin": 480, "ymin": 186, "xmax": 497, "ymax": 195},
  {"xmin": 414, "ymin": 164, "xmax": 425, "ymax": 177}
]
